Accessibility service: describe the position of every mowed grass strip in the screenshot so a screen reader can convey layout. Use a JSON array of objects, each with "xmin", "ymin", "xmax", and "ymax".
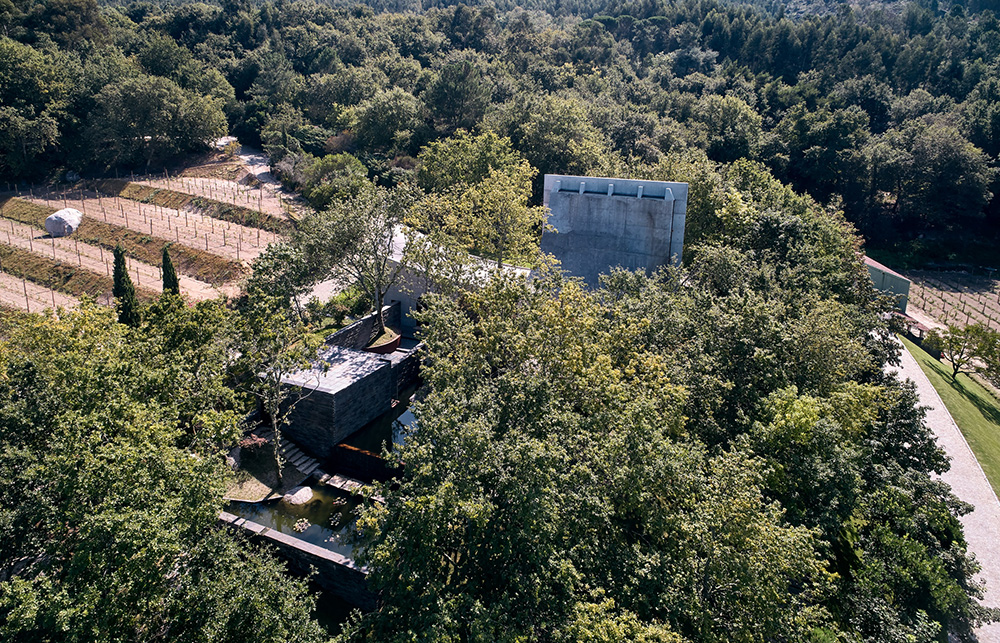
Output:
[
  {"xmin": 900, "ymin": 335, "xmax": 1000, "ymax": 497},
  {"xmin": 91, "ymin": 179, "xmax": 292, "ymax": 233},
  {"xmin": 0, "ymin": 243, "xmax": 157, "ymax": 302},
  {"xmin": 0, "ymin": 197, "xmax": 243, "ymax": 285}
]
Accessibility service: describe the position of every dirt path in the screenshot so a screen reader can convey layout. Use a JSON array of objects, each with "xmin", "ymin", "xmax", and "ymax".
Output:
[
  {"xmin": 0, "ymin": 271, "xmax": 79, "ymax": 312},
  {"xmin": 0, "ymin": 218, "xmax": 225, "ymax": 301},
  {"xmin": 906, "ymin": 305, "xmax": 947, "ymax": 332},
  {"xmin": 893, "ymin": 339, "xmax": 1000, "ymax": 641}
]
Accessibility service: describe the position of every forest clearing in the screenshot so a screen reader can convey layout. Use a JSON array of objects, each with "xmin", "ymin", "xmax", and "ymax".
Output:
[{"xmin": 0, "ymin": 157, "xmax": 296, "ymax": 311}]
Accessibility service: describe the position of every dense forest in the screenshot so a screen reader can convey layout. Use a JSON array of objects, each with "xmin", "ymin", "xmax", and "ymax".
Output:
[
  {"xmin": 2, "ymin": 0, "xmax": 1000, "ymax": 263},
  {"xmin": 3, "ymin": 0, "xmax": 1000, "ymax": 642}
]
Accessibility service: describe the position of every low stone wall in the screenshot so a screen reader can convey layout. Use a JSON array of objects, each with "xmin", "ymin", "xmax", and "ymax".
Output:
[
  {"xmin": 219, "ymin": 511, "xmax": 377, "ymax": 611},
  {"xmin": 327, "ymin": 303, "xmax": 402, "ymax": 351}
]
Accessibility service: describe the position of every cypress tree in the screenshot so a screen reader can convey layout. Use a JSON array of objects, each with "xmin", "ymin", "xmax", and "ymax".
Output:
[
  {"xmin": 112, "ymin": 245, "xmax": 140, "ymax": 327},
  {"xmin": 162, "ymin": 245, "xmax": 180, "ymax": 295}
]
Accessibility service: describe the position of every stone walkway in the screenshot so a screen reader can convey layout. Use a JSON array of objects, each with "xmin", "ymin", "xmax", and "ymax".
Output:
[{"xmin": 894, "ymin": 340, "xmax": 1000, "ymax": 641}]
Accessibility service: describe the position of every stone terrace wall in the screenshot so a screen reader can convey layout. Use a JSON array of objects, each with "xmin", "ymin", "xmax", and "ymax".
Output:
[{"xmin": 219, "ymin": 511, "xmax": 376, "ymax": 610}]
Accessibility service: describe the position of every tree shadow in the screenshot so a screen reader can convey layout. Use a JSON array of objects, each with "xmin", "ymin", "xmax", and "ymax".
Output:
[
  {"xmin": 907, "ymin": 269, "xmax": 1000, "ymax": 296},
  {"xmin": 922, "ymin": 352, "xmax": 1000, "ymax": 426}
]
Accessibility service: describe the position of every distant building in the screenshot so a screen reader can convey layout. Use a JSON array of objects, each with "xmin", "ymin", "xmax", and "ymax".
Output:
[
  {"xmin": 540, "ymin": 175, "xmax": 688, "ymax": 285},
  {"xmin": 864, "ymin": 255, "xmax": 911, "ymax": 313}
]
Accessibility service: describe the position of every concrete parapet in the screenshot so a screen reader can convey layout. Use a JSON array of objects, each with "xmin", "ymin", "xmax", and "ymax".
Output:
[{"xmin": 864, "ymin": 255, "xmax": 910, "ymax": 313}]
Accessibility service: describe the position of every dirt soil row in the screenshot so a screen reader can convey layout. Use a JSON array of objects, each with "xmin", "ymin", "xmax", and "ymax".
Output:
[
  {"xmin": 0, "ymin": 242, "xmax": 158, "ymax": 303},
  {"xmin": 0, "ymin": 270, "xmax": 79, "ymax": 312},
  {"xmin": 0, "ymin": 216, "xmax": 225, "ymax": 302},
  {"xmin": 9, "ymin": 189, "xmax": 274, "ymax": 269},
  {"xmin": 905, "ymin": 269, "xmax": 1000, "ymax": 332},
  {"xmin": 95, "ymin": 178, "xmax": 294, "ymax": 232}
]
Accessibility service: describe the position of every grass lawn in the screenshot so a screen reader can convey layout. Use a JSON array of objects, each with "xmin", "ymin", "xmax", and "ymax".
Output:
[
  {"xmin": 900, "ymin": 335, "xmax": 1000, "ymax": 497},
  {"xmin": 367, "ymin": 326, "xmax": 399, "ymax": 348},
  {"xmin": 225, "ymin": 444, "xmax": 309, "ymax": 503}
]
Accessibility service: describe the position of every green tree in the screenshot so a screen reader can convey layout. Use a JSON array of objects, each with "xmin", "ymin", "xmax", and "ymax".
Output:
[
  {"xmin": 412, "ymin": 131, "xmax": 544, "ymax": 266},
  {"xmin": 162, "ymin": 244, "xmax": 180, "ymax": 295},
  {"xmin": 423, "ymin": 58, "xmax": 493, "ymax": 134},
  {"xmin": 301, "ymin": 152, "xmax": 369, "ymax": 210},
  {"xmin": 0, "ymin": 38, "xmax": 69, "ymax": 178},
  {"xmin": 346, "ymin": 274, "xmax": 836, "ymax": 643},
  {"xmin": 113, "ymin": 244, "xmax": 140, "ymax": 327},
  {"xmin": 86, "ymin": 75, "xmax": 226, "ymax": 169},
  {"xmin": 354, "ymin": 87, "xmax": 426, "ymax": 154},
  {"xmin": 0, "ymin": 303, "xmax": 327, "ymax": 643},
  {"xmin": 236, "ymin": 248, "xmax": 325, "ymax": 482},
  {"xmin": 925, "ymin": 323, "xmax": 998, "ymax": 378},
  {"xmin": 693, "ymin": 94, "xmax": 762, "ymax": 163},
  {"xmin": 297, "ymin": 184, "xmax": 415, "ymax": 336},
  {"xmin": 868, "ymin": 120, "xmax": 995, "ymax": 227},
  {"xmin": 417, "ymin": 130, "xmax": 523, "ymax": 193}
]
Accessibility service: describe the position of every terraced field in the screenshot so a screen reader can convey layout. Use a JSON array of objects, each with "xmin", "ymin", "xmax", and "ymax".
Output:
[
  {"xmin": 906, "ymin": 270, "xmax": 1000, "ymax": 330},
  {"xmin": 0, "ymin": 163, "xmax": 293, "ymax": 313}
]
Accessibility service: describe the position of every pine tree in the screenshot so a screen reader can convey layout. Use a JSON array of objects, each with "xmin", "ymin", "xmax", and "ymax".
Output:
[
  {"xmin": 161, "ymin": 245, "xmax": 180, "ymax": 295},
  {"xmin": 112, "ymin": 245, "xmax": 140, "ymax": 327}
]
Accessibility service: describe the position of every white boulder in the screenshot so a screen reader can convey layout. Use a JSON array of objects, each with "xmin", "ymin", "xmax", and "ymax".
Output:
[
  {"xmin": 45, "ymin": 208, "xmax": 82, "ymax": 237},
  {"xmin": 282, "ymin": 486, "xmax": 314, "ymax": 506}
]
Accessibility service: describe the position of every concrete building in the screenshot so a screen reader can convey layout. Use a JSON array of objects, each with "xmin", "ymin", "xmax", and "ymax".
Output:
[
  {"xmin": 864, "ymin": 255, "xmax": 911, "ymax": 313},
  {"xmin": 540, "ymin": 175, "xmax": 688, "ymax": 285}
]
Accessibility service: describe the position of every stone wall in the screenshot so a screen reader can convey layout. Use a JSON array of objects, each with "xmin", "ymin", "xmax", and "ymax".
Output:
[
  {"xmin": 280, "ymin": 302, "xmax": 422, "ymax": 461},
  {"xmin": 282, "ymin": 349, "xmax": 395, "ymax": 460},
  {"xmin": 390, "ymin": 344, "xmax": 422, "ymax": 393},
  {"xmin": 219, "ymin": 511, "xmax": 376, "ymax": 610},
  {"xmin": 327, "ymin": 303, "xmax": 402, "ymax": 351}
]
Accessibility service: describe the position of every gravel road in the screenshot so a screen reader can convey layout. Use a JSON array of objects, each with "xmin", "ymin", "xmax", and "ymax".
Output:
[{"xmin": 894, "ymin": 339, "xmax": 1000, "ymax": 641}]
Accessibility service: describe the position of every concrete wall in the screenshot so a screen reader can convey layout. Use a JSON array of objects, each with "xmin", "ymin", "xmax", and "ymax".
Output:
[
  {"xmin": 541, "ymin": 175, "xmax": 688, "ymax": 285},
  {"xmin": 219, "ymin": 511, "xmax": 376, "ymax": 610},
  {"xmin": 865, "ymin": 257, "xmax": 910, "ymax": 313}
]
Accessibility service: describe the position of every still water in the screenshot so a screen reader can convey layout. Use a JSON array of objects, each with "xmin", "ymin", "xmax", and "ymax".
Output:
[
  {"xmin": 227, "ymin": 390, "xmax": 420, "ymax": 633},
  {"xmin": 226, "ymin": 388, "xmax": 418, "ymax": 557},
  {"xmin": 226, "ymin": 485, "xmax": 360, "ymax": 559}
]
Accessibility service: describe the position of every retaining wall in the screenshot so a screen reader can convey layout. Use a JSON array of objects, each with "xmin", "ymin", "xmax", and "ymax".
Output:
[
  {"xmin": 219, "ymin": 511, "xmax": 376, "ymax": 610},
  {"xmin": 327, "ymin": 303, "xmax": 402, "ymax": 351},
  {"xmin": 541, "ymin": 174, "xmax": 688, "ymax": 286}
]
